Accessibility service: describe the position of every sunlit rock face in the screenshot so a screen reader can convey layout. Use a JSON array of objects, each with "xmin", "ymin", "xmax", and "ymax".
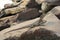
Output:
[
  {"xmin": 48, "ymin": 6, "xmax": 60, "ymax": 19},
  {"xmin": 0, "ymin": 0, "xmax": 13, "ymax": 9}
]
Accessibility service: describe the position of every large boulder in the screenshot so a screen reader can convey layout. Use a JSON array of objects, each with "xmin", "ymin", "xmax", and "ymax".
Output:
[{"xmin": 3, "ymin": 28, "xmax": 60, "ymax": 40}]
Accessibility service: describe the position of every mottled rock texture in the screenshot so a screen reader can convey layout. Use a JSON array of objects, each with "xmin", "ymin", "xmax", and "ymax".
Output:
[{"xmin": 4, "ymin": 28, "xmax": 60, "ymax": 40}]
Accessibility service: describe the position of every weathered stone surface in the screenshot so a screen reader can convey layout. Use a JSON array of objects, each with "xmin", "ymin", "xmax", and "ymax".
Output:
[
  {"xmin": 0, "ymin": 0, "xmax": 60, "ymax": 40},
  {"xmin": 17, "ymin": 8, "xmax": 41, "ymax": 21},
  {"xmin": 48, "ymin": 6, "xmax": 60, "ymax": 19},
  {"xmin": 36, "ymin": 0, "xmax": 60, "ymax": 14},
  {"xmin": 26, "ymin": 0, "xmax": 41, "ymax": 9},
  {"xmin": 0, "ymin": 8, "xmax": 41, "ymax": 31},
  {"xmin": 0, "ymin": 14, "xmax": 18, "ymax": 31},
  {"xmin": 0, "ymin": 13, "xmax": 60, "ymax": 40},
  {"xmin": 0, "ymin": 0, "xmax": 41, "ymax": 17},
  {"xmin": 2, "ymin": 0, "xmax": 30, "ymax": 15},
  {"xmin": 0, "ymin": 0, "xmax": 41, "ymax": 31},
  {"xmin": 4, "ymin": 28, "xmax": 60, "ymax": 40}
]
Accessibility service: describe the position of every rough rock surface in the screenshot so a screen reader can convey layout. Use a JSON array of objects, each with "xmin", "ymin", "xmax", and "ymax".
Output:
[
  {"xmin": 0, "ymin": 0, "xmax": 60, "ymax": 40},
  {"xmin": 48, "ymin": 6, "xmax": 60, "ymax": 19},
  {"xmin": 0, "ymin": 8, "xmax": 41, "ymax": 31},
  {"xmin": 0, "ymin": 13, "xmax": 60, "ymax": 40},
  {"xmin": 4, "ymin": 28, "xmax": 60, "ymax": 40}
]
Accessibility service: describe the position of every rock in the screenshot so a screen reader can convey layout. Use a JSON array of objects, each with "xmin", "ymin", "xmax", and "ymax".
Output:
[
  {"xmin": 0, "ymin": 13, "xmax": 59, "ymax": 40},
  {"xmin": 1, "ymin": 0, "xmax": 41, "ymax": 17},
  {"xmin": 0, "ymin": 8, "xmax": 41, "ymax": 21},
  {"xmin": 26, "ymin": 0, "xmax": 41, "ymax": 10},
  {"xmin": 4, "ymin": 28, "xmax": 60, "ymax": 40},
  {"xmin": 0, "ymin": 8, "xmax": 42, "ymax": 31},
  {"xmin": 48, "ymin": 6, "xmax": 60, "ymax": 19},
  {"xmin": 0, "ymin": 14, "xmax": 18, "ymax": 31},
  {"xmin": 36, "ymin": 0, "xmax": 60, "ymax": 13},
  {"xmin": 2, "ymin": 0, "xmax": 30, "ymax": 15},
  {"xmin": 17, "ymin": 8, "xmax": 41, "ymax": 21}
]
